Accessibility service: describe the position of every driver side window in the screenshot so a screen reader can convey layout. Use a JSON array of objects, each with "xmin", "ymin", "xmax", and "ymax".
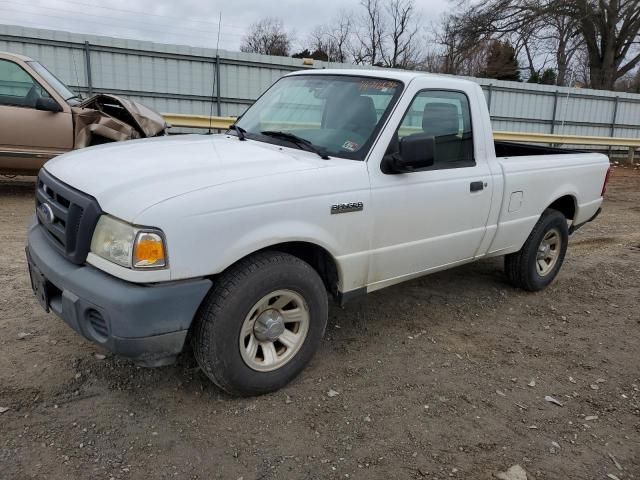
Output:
[
  {"xmin": 0, "ymin": 60, "xmax": 50, "ymax": 108},
  {"xmin": 390, "ymin": 90, "xmax": 474, "ymax": 169}
]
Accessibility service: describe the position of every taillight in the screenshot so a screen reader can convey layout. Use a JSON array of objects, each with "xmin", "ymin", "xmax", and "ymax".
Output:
[{"xmin": 601, "ymin": 166, "xmax": 612, "ymax": 197}]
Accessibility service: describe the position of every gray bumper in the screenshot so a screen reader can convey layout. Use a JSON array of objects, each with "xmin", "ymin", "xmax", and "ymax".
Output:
[{"xmin": 26, "ymin": 222, "xmax": 212, "ymax": 366}]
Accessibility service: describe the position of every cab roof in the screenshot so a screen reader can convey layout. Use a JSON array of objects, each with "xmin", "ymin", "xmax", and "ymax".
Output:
[
  {"xmin": 286, "ymin": 68, "xmax": 478, "ymax": 88},
  {"xmin": 0, "ymin": 51, "xmax": 34, "ymax": 62}
]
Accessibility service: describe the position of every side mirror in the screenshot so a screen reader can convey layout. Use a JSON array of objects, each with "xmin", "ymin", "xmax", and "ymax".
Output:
[
  {"xmin": 382, "ymin": 133, "xmax": 435, "ymax": 174},
  {"xmin": 35, "ymin": 97, "xmax": 63, "ymax": 113}
]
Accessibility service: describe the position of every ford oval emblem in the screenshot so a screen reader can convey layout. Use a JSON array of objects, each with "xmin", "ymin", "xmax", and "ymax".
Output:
[{"xmin": 38, "ymin": 203, "xmax": 55, "ymax": 225}]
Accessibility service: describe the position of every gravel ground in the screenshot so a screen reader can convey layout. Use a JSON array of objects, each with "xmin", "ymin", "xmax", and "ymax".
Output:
[{"xmin": 0, "ymin": 168, "xmax": 639, "ymax": 480}]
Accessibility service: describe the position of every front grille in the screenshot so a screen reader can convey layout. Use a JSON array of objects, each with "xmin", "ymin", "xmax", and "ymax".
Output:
[{"xmin": 36, "ymin": 169, "xmax": 102, "ymax": 264}]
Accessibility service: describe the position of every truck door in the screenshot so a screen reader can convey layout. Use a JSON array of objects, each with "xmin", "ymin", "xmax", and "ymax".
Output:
[
  {"xmin": 0, "ymin": 58, "xmax": 73, "ymax": 174},
  {"xmin": 367, "ymin": 88, "xmax": 493, "ymax": 289}
]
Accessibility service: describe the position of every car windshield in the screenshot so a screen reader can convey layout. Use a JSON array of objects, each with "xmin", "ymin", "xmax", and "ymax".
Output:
[
  {"xmin": 234, "ymin": 75, "xmax": 403, "ymax": 160},
  {"xmin": 27, "ymin": 61, "xmax": 80, "ymax": 104}
]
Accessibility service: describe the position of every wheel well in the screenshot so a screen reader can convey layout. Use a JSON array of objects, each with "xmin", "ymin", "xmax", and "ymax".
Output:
[
  {"xmin": 547, "ymin": 195, "xmax": 576, "ymax": 220},
  {"xmin": 259, "ymin": 242, "xmax": 340, "ymax": 299}
]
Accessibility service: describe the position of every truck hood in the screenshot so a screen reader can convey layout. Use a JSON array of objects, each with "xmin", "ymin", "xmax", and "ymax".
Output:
[{"xmin": 44, "ymin": 134, "xmax": 322, "ymax": 221}]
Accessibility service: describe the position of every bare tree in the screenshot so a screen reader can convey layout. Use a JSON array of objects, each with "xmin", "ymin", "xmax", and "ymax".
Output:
[
  {"xmin": 305, "ymin": 26, "xmax": 332, "ymax": 59},
  {"xmin": 436, "ymin": 14, "xmax": 469, "ymax": 74},
  {"xmin": 418, "ymin": 48, "xmax": 447, "ymax": 72},
  {"xmin": 444, "ymin": 1, "xmax": 548, "ymax": 80},
  {"xmin": 353, "ymin": 0, "xmax": 385, "ymax": 65},
  {"xmin": 306, "ymin": 13, "xmax": 353, "ymax": 63},
  {"xmin": 240, "ymin": 18, "xmax": 292, "ymax": 57},
  {"xmin": 616, "ymin": 68, "xmax": 640, "ymax": 92},
  {"xmin": 326, "ymin": 12, "xmax": 353, "ymax": 63},
  {"xmin": 451, "ymin": 0, "xmax": 640, "ymax": 90},
  {"xmin": 543, "ymin": 14, "xmax": 582, "ymax": 86},
  {"xmin": 505, "ymin": 28, "xmax": 539, "ymax": 80},
  {"xmin": 381, "ymin": 0, "xmax": 422, "ymax": 68},
  {"xmin": 436, "ymin": 13, "xmax": 489, "ymax": 76},
  {"xmin": 565, "ymin": 0, "xmax": 640, "ymax": 90},
  {"xmin": 572, "ymin": 47, "xmax": 591, "ymax": 86},
  {"xmin": 305, "ymin": 1, "xmax": 425, "ymax": 69}
]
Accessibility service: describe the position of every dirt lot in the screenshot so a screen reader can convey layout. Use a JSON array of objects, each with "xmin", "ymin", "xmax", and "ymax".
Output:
[{"xmin": 1, "ymin": 168, "xmax": 639, "ymax": 480}]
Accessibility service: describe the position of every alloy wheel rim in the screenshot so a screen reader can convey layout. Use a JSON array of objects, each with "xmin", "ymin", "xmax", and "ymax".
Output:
[
  {"xmin": 239, "ymin": 289, "xmax": 310, "ymax": 372},
  {"xmin": 536, "ymin": 228, "xmax": 561, "ymax": 276}
]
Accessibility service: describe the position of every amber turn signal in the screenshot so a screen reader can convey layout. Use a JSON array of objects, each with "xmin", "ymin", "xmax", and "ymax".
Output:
[{"xmin": 133, "ymin": 232, "xmax": 166, "ymax": 268}]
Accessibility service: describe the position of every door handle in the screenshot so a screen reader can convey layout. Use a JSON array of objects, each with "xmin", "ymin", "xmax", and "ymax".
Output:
[{"xmin": 470, "ymin": 181, "xmax": 484, "ymax": 192}]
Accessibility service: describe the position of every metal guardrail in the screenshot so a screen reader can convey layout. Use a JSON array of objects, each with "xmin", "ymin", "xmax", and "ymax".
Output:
[
  {"xmin": 493, "ymin": 131, "xmax": 640, "ymax": 148},
  {"xmin": 163, "ymin": 113, "xmax": 236, "ymax": 130},
  {"xmin": 492, "ymin": 131, "xmax": 638, "ymax": 164},
  {"xmin": 163, "ymin": 113, "xmax": 639, "ymax": 163}
]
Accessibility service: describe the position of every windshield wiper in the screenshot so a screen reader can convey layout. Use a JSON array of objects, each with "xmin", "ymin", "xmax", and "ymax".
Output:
[
  {"xmin": 261, "ymin": 131, "xmax": 330, "ymax": 160},
  {"xmin": 228, "ymin": 124, "xmax": 247, "ymax": 141},
  {"xmin": 66, "ymin": 94, "xmax": 82, "ymax": 101}
]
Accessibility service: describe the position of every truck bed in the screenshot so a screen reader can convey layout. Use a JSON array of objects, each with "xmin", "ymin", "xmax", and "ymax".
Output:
[{"xmin": 495, "ymin": 141, "xmax": 584, "ymax": 157}]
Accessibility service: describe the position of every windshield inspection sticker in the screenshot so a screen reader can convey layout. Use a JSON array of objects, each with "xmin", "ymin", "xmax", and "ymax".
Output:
[
  {"xmin": 358, "ymin": 79, "xmax": 399, "ymax": 92},
  {"xmin": 342, "ymin": 140, "xmax": 359, "ymax": 152}
]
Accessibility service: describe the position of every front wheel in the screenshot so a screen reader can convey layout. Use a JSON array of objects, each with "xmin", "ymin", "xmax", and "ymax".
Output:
[
  {"xmin": 191, "ymin": 251, "xmax": 328, "ymax": 396},
  {"xmin": 505, "ymin": 209, "xmax": 569, "ymax": 292}
]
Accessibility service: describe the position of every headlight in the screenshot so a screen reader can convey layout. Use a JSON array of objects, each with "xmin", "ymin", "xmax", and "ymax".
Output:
[{"xmin": 90, "ymin": 215, "xmax": 167, "ymax": 269}]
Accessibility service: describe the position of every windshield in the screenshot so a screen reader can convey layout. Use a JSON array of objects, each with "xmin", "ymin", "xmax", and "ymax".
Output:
[
  {"xmin": 234, "ymin": 75, "xmax": 403, "ymax": 160},
  {"xmin": 27, "ymin": 61, "xmax": 79, "ymax": 103}
]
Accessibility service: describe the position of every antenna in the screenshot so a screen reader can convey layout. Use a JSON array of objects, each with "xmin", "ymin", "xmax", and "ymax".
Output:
[
  {"xmin": 559, "ymin": 68, "xmax": 576, "ymax": 134},
  {"xmin": 208, "ymin": 12, "xmax": 222, "ymax": 134},
  {"xmin": 70, "ymin": 50, "xmax": 82, "ymax": 99}
]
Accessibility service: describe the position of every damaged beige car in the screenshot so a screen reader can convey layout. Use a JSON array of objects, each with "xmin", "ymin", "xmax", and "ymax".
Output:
[{"xmin": 0, "ymin": 51, "xmax": 168, "ymax": 176}]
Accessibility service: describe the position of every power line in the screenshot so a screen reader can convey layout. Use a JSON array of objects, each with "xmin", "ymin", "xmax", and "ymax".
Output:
[
  {"xmin": 61, "ymin": 0, "xmax": 247, "ymax": 31},
  {"xmin": 1, "ymin": 0, "xmax": 247, "ymax": 32},
  {"xmin": 2, "ymin": 20, "xmax": 239, "ymax": 54},
  {"xmin": 0, "ymin": 22, "xmax": 219, "ymax": 51},
  {"xmin": 0, "ymin": 1, "xmax": 246, "ymax": 40},
  {"xmin": 0, "ymin": 3, "xmax": 250, "ymax": 54}
]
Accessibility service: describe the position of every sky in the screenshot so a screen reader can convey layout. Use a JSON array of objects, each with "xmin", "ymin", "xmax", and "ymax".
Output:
[{"xmin": 1, "ymin": 0, "xmax": 450, "ymax": 53}]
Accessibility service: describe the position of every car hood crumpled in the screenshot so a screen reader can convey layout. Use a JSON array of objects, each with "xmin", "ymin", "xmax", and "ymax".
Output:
[
  {"xmin": 72, "ymin": 94, "xmax": 168, "ymax": 148},
  {"xmin": 44, "ymin": 134, "xmax": 323, "ymax": 221}
]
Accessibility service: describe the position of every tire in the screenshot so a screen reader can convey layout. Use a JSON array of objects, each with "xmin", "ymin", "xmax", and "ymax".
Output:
[
  {"xmin": 505, "ymin": 208, "xmax": 569, "ymax": 292},
  {"xmin": 191, "ymin": 251, "xmax": 328, "ymax": 396}
]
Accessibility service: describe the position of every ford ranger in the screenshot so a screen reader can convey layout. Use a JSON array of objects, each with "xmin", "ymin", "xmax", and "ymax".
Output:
[{"xmin": 25, "ymin": 70, "xmax": 610, "ymax": 396}]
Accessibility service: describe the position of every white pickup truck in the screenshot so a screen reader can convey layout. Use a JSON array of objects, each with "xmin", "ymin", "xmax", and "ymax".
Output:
[{"xmin": 26, "ymin": 70, "xmax": 610, "ymax": 396}]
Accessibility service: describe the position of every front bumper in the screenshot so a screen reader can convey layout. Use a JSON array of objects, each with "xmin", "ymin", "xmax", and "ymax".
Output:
[{"xmin": 26, "ymin": 222, "xmax": 212, "ymax": 366}]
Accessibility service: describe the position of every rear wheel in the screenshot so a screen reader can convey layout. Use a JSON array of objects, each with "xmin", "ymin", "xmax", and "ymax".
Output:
[
  {"xmin": 192, "ymin": 251, "xmax": 328, "ymax": 396},
  {"xmin": 505, "ymin": 209, "xmax": 568, "ymax": 292}
]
